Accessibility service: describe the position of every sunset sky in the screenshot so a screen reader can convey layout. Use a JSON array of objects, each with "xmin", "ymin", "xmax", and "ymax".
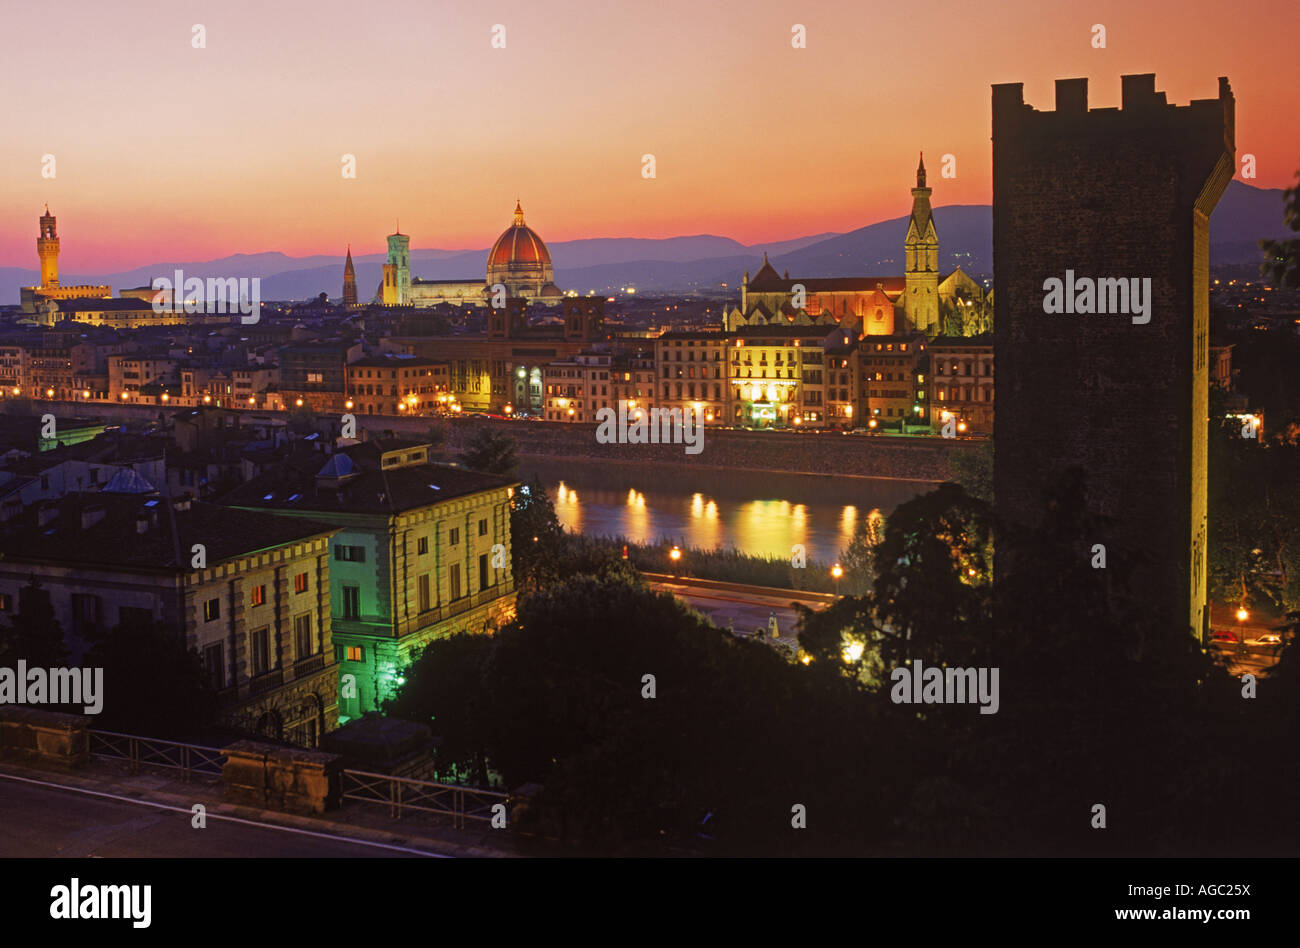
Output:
[{"xmin": 2, "ymin": 0, "xmax": 1297, "ymax": 272}]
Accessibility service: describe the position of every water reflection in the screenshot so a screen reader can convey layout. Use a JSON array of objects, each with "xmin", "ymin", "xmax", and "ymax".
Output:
[{"xmin": 531, "ymin": 462, "xmax": 930, "ymax": 564}]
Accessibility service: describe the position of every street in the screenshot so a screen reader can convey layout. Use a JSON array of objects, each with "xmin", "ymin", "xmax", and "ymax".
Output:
[{"xmin": 0, "ymin": 772, "xmax": 433, "ymax": 858}]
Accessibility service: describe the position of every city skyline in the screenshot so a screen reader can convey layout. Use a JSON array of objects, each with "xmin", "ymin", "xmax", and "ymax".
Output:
[{"xmin": 3, "ymin": 0, "xmax": 1298, "ymax": 271}]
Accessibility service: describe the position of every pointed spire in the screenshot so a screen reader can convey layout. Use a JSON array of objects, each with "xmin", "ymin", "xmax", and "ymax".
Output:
[
  {"xmin": 917, "ymin": 152, "xmax": 927, "ymax": 189},
  {"xmin": 513, "ymin": 200, "xmax": 525, "ymax": 225}
]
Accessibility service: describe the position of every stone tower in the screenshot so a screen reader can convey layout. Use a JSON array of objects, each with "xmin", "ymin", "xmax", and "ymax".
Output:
[
  {"xmin": 904, "ymin": 155, "xmax": 939, "ymax": 333},
  {"xmin": 342, "ymin": 245, "xmax": 357, "ymax": 307},
  {"xmin": 37, "ymin": 205, "xmax": 60, "ymax": 289},
  {"xmin": 992, "ymin": 74, "xmax": 1235, "ymax": 642},
  {"xmin": 385, "ymin": 226, "xmax": 410, "ymax": 305}
]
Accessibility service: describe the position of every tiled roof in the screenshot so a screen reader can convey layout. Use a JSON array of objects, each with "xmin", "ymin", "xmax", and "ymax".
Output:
[{"xmin": 0, "ymin": 494, "xmax": 338, "ymax": 570}]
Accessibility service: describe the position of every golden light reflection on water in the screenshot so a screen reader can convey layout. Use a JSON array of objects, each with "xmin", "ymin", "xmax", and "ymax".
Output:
[{"xmin": 550, "ymin": 480, "xmax": 890, "ymax": 562}]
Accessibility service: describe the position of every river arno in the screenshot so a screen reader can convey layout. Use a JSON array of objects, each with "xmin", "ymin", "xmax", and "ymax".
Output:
[{"xmin": 519, "ymin": 457, "xmax": 937, "ymax": 565}]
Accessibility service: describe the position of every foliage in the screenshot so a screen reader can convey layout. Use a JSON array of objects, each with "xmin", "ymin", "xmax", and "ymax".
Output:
[
  {"xmin": 83, "ymin": 618, "xmax": 218, "ymax": 739},
  {"xmin": 0, "ymin": 578, "xmax": 69, "ymax": 668},
  {"xmin": 458, "ymin": 426, "xmax": 518, "ymax": 477},
  {"xmin": 1259, "ymin": 170, "xmax": 1300, "ymax": 289},
  {"xmin": 949, "ymin": 440, "xmax": 993, "ymax": 504}
]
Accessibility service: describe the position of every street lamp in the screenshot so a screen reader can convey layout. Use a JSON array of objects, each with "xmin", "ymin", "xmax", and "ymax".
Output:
[
  {"xmin": 669, "ymin": 545, "xmax": 682, "ymax": 576},
  {"xmin": 831, "ymin": 562, "xmax": 843, "ymax": 595}
]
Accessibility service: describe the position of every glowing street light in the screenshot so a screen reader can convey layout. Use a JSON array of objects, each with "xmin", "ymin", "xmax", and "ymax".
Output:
[
  {"xmin": 345, "ymin": 399, "xmax": 354, "ymax": 410},
  {"xmin": 831, "ymin": 562, "xmax": 843, "ymax": 595},
  {"xmin": 1236, "ymin": 607, "xmax": 1249, "ymax": 622},
  {"xmin": 45, "ymin": 388, "xmax": 54, "ymax": 398}
]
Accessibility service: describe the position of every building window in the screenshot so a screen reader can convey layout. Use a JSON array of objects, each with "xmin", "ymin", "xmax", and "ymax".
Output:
[
  {"xmin": 479, "ymin": 553, "xmax": 489, "ymax": 591},
  {"xmin": 204, "ymin": 598, "xmax": 220, "ymax": 622},
  {"xmin": 449, "ymin": 527, "xmax": 460, "ymax": 546},
  {"xmin": 0, "ymin": 593, "xmax": 10, "ymax": 612},
  {"xmin": 294, "ymin": 614, "xmax": 313, "ymax": 659},
  {"xmin": 478, "ymin": 518, "xmax": 488, "ymax": 537},
  {"xmin": 250, "ymin": 584, "xmax": 265, "ymax": 606},
  {"xmin": 295, "ymin": 572, "xmax": 309, "ymax": 593},
  {"xmin": 334, "ymin": 545, "xmax": 366, "ymax": 562},
  {"xmin": 417, "ymin": 573, "xmax": 431, "ymax": 612},
  {"xmin": 417, "ymin": 536, "xmax": 428, "ymax": 555},
  {"xmin": 449, "ymin": 563, "xmax": 462, "ymax": 600},
  {"xmin": 251, "ymin": 627, "xmax": 270, "ymax": 676},
  {"xmin": 346, "ymin": 645, "xmax": 363, "ymax": 662},
  {"xmin": 203, "ymin": 643, "xmax": 224, "ymax": 691},
  {"xmin": 341, "ymin": 585, "xmax": 360, "ymax": 619}
]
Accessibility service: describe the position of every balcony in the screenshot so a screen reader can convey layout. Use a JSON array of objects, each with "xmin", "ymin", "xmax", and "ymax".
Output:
[
  {"xmin": 293, "ymin": 654, "xmax": 325, "ymax": 676},
  {"xmin": 248, "ymin": 668, "xmax": 284, "ymax": 695}
]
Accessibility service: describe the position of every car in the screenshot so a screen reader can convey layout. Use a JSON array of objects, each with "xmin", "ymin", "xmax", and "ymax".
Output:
[
  {"xmin": 1254, "ymin": 633, "xmax": 1282, "ymax": 646},
  {"xmin": 1210, "ymin": 630, "xmax": 1239, "ymax": 643}
]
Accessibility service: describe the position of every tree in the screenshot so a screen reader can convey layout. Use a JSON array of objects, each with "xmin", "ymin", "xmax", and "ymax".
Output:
[
  {"xmin": 839, "ymin": 508, "xmax": 885, "ymax": 597},
  {"xmin": 949, "ymin": 441, "xmax": 993, "ymax": 504},
  {"xmin": 459, "ymin": 426, "xmax": 518, "ymax": 477},
  {"xmin": 83, "ymin": 618, "xmax": 217, "ymax": 739},
  {"xmin": 509, "ymin": 478, "xmax": 567, "ymax": 589},
  {"xmin": 868, "ymin": 482, "xmax": 994, "ymax": 669},
  {"xmin": 386, "ymin": 632, "xmax": 496, "ymax": 786},
  {"xmin": 0, "ymin": 577, "xmax": 68, "ymax": 668},
  {"xmin": 1260, "ymin": 170, "xmax": 1300, "ymax": 288}
]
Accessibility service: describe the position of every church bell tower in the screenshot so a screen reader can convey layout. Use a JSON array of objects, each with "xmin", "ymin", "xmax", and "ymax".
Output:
[{"xmin": 904, "ymin": 155, "xmax": 940, "ymax": 333}]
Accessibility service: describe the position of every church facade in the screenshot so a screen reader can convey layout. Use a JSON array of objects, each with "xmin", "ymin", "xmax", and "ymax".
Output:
[
  {"xmin": 723, "ymin": 157, "xmax": 987, "ymax": 338},
  {"xmin": 375, "ymin": 201, "xmax": 563, "ymax": 308}
]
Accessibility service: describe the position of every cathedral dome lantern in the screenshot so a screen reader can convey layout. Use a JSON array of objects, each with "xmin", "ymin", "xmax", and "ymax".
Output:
[{"xmin": 487, "ymin": 200, "xmax": 559, "ymax": 300}]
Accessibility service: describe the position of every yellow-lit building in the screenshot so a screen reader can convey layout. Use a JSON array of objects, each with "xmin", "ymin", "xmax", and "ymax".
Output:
[{"xmin": 20, "ymin": 207, "xmax": 112, "ymax": 314}]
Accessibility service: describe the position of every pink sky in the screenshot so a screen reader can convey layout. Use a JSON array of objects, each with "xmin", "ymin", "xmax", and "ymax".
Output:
[{"xmin": 2, "ymin": 0, "xmax": 1296, "ymax": 271}]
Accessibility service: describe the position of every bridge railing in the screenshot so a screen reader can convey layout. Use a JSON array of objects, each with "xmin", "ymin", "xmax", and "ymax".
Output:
[
  {"xmin": 341, "ymin": 768, "xmax": 508, "ymax": 829},
  {"xmin": 89, "ymin": 730, "xmax": 227, "ymax": 783}
]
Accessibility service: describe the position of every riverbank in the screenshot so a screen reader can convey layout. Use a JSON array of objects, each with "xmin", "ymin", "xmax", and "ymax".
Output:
[{"xmin": 27, "ymin": 400, "xmax": 975, "ymax": 482}]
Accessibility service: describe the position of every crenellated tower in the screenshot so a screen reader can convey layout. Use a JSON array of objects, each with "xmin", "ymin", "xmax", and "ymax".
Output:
[{"xmin": 38, "ymin": 205, "xmax": 60, "ymax": 288}]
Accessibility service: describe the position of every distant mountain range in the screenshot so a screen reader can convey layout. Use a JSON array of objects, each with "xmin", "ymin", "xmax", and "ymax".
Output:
[{"xmin": 2, "ymin": 181, "xmax": 1289, "ymax": 304}]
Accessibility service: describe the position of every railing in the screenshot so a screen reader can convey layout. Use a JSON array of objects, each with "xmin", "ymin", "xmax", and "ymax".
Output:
[
  {"xmin": 248, "ymin": 668, "xmax": 284, "ymax": 695},
  {"xmin": 294, "ymin": 654, "xmax": 325, "ymax": 676},
  {"xmin": 89, "ymin": 730, "xmax": 226, "ymax": 783},
  {"xmin": 341, "ymin": 769, "xmax": 508, "ymax": 829}
]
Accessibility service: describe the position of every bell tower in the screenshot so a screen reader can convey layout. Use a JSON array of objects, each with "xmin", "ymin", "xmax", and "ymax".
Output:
[
  {"xmin": 37, "ymin": 205, "xmax": 60, "ymax": 289},
  {"xmin": 904, "ymin": 155, "xmax": 940, "ymax": 333}
]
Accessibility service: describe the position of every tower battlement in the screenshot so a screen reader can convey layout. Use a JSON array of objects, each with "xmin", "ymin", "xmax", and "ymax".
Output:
[{"xmin": 992, "ymin": 74, "xmax": 1235, "ymax": 642}]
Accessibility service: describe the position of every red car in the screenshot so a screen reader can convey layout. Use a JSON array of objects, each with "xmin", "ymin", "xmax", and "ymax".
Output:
[{"xmin": 1210, "ymin": 630, "xmax": 1240, "ymax": 643}]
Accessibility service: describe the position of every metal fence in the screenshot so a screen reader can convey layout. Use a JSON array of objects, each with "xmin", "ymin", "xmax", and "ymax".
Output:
[
  {"xmin": 89, "ymin": 730, "xmax": 227, "ymax": 783},
  {"xmin": 341, "ymin": 768, "xmax": 508, "ymax": 829}
]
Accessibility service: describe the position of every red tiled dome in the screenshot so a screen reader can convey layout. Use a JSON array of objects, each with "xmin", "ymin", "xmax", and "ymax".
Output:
[{"xmin": 488, "ymin": 201, "xmax": 552, "ymax": 270}]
